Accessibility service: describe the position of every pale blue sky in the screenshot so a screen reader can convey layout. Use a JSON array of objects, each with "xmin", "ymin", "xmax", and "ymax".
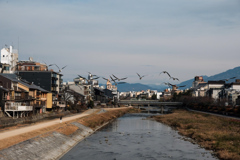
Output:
[{"xmin": 1, "ymin": 0, "xmax": 240, "ymax": 84}]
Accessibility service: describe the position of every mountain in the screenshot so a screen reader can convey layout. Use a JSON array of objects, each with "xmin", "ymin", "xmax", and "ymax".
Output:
[
  {"xmin": 173, "ymin": 66, "xmax": 240, "ymax": 90},
  {"xmin": 101, "ymin": 66, "xmax": 240, "ymax": 92}
]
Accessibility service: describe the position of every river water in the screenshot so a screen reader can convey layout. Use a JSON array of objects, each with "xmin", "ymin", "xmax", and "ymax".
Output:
[{"xmin": 60, "ymin": 113, "xmax": 218, "ymax": 160}]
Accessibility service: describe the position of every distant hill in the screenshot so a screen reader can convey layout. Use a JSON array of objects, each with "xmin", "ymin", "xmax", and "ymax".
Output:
[
  {"xmin": 173, "ymin": 66, "xmax": 240, "ymax": 90},
  {"xmin": 102, "ymin": 66, "xmax": 240, "ymax": 92}
]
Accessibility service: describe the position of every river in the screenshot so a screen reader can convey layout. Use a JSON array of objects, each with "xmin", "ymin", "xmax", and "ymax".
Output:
[{"xmin": 60, "ymin": 113, "xmax": 218, "ymax": 160}]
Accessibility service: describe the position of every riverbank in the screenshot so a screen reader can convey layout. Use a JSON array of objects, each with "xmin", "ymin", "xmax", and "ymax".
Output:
[
  {"xmin": 0, "ymin": 107, "xmax": 131, "ymax": 160},
  {"xmin": 153, "ymin": 110, "xmax": 240, "ymax": 160}
]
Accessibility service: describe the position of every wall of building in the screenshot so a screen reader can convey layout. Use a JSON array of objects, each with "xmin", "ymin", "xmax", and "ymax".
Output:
[
  {"xmin": 0, "ymin": 46, "xmax": 18, "ymax": 73},
  {"xmin": 46, "ymin": 93, "xmax": 52, "ymax": 109},
  {"xmin": 18, "ymin": 72, "xmax": 52, "ymax": 92}
]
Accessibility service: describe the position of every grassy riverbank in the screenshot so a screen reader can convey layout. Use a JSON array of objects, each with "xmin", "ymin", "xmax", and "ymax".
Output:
[
  {"xmin": 154, "ymin": 110, "xmax": 240, "ymax": 160},
  {"xmin": 0, "ymin": 108, "xmax": 130, "ymax": 151}
]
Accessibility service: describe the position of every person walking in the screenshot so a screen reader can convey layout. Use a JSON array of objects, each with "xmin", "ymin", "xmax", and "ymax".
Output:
[{"xmin": 60, "ymin": 115, "xmax": 63, "ymax": 123}]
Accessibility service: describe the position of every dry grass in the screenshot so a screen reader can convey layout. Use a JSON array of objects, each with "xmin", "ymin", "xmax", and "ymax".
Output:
[
  {"xmin": 0, "ymin": 108, "xmax": 130, "ymax": 151},
  {"xmin": 56, "ymin": 124, "xmax": 79, "ymax": 136},
  {"xmin": 154, "ymin": 110, "xmax": 240, "ymax": 160},
  {"xmin": 78, "ymin": 108, "xmax": 129, "ymax": 129}
]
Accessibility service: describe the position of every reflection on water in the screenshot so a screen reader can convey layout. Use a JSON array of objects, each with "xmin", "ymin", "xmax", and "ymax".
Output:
[{"xmin": 61, "ymin": 113, "xmax": 218, "ymax": 160}]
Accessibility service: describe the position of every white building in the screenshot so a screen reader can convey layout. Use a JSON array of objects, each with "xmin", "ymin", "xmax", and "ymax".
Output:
[{"xmin": 1, "ymin": 45, "xmax": 18, "ymax": 73}]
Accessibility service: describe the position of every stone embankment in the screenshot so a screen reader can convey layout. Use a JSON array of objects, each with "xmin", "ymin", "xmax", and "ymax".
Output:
[{"xmin": 0, "ymin": 108, "xmax": 131, "ymax": 160}]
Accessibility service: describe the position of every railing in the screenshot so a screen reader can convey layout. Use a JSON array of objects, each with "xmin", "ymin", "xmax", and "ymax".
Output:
[
  {"xmin": 5, "ymin": 104, "xmax": 33, "ymax": 111},
  {"xmin": 3, "ymin": 96, "xmax": 34, "ymax": 101}
]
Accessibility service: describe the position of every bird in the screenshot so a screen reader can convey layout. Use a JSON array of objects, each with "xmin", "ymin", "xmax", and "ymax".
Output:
[
  {"xmin": 110, "ymin": 76, "xmax": 116, "ymax": 82},
  {"xmin": 88, "ymin": 72, "xmax": 98, "ymax": 78},
  {"xmin": 78, "ymin": 75, "xmax": 87, "ymax": 80},
  {"xmin": 49, "ymin": 64, "xmax": 67, "ymax": 73},
  {"xmin": 178, "ymin": 85, "xmax": 186, "ymax": 88},
  {"xmin": 159, "ymin": 71, "xmax": 171, "ymax": 78},
  {"xmin": 220, "ymin": 77, "xmax": 236, "ymax": 81},
  {"xmin": 115, "ymin": 82, "xmax": 126, "ymax": 86},
  {"xmin": 170, "ymin": 77, "xmax": 180, "ymax": 81},
  {"xmin": 162, "ymin": 82, "xmax": 186, "ymax": 89},
  {"xmin": 102, "ymin": 77, "xmax": 109, "ymax": 81},
  {"xmin": 92, "ymin": 76, "xmax": 100, "ymax": 80},
  {"xmin": 112, "ymin": 74, "xmax": 127, "ymax": 81},
  {"xmin": 162, "ymin": 82, "xmax": 173, "ymax": 87},
  {"xmin": 137, "ymin": 73, "xmax": 146, "ymax": 80}
]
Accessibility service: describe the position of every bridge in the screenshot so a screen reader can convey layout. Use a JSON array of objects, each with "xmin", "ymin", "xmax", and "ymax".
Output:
[
  {"xmin": 118, "ymin": 100, "xmax": 183, "ymax": 114},
  {"xmin": 118, "ymin": 100, "xmax": 182, "ymax": 106}
]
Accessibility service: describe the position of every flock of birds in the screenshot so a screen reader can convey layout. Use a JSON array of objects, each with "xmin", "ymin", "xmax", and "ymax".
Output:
[
  {"xmin": 76, "ymin": 71, "xmax": 187, "ymax": 89},
  {"xmin": 47, "ymin": 63, "xmax": 238, "ymax": 90},
  {"xmin": 46, "ymin": 63, "xmax": 183, "ymax": 88}
]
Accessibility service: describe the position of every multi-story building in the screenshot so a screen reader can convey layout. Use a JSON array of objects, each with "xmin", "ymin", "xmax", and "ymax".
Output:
[
  {"xmin": 16, "ymin": 59, "xmax": 64, "ymax": 110},
  {"xmin": 0, "ymin": 74, "xmax": 52, "ymax": 118},
  {"xmin": 0, "ymin": 45, "xmax": 18, "ymax": 73}
]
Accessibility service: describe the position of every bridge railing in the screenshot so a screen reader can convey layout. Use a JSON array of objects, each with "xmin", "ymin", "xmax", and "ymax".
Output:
[{"xmin": 118, "ymin": 100, "xmax": 182, "ymax": 106}]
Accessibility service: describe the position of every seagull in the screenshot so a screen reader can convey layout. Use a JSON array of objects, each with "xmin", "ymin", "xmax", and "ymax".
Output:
[
  {"xmin": 137, "ymin": 73, "xmax": 146, "ymax": 80},
  {"xmin": 110, "ymin": 76, "xmax": 116, "ymax": 82},
  {"xmin": 88, "ymin": 72, "xmax": 98, "ymax": 77},
  {"xmin": 162, "ymin": 82, "xmax": 173, "ymax": 87},
  {"xmin": 102, "ymin": 77, "xmax": 109, "ymax": 81},
  {"xmin": 112, "ymin": 74, "xmax": 128, "ymax": 81},
  {"xmin": 170, "ymin": 77, "xmax": 180, "ymax": 81},
  {"xmin": 162, "ymin": 82, "xmax": 185, "ymax": 89},
  {"xmin": 159, "ymin": 71, "xmax": 171, "ymax": 78},
  {"xmin": 220, "ymin": 77, "xmax": 236, "ymax": 81},
  {"xmin": 115, "ymin": 82, "xmax": 126, "ymax": 85},
  {"xmin": 49, "ymin": 64, "xmax": 67, "ymax": 73},
  {"xmin": 78, "ymin": 75, "xmax": 87, "ymax": 80},
  {"xmin": 178, "ymin": 85, "xmax": 186, "ymax": 88}
]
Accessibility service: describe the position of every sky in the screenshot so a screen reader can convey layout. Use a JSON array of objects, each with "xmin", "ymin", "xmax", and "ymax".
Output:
[{"xmin": 0, "ymin": 0, "xmax": 240, "ymax": 85}]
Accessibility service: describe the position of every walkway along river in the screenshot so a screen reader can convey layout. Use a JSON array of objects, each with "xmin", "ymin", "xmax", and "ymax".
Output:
[{"xmin": 60, "ymin": 113, "xmax": 218, "ymax": 160}]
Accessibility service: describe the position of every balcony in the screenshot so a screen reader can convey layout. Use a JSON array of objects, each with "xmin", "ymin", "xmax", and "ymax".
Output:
[
  {"xmin": 52, "ymin": 84, "xmax": 58, "ymax": 87},
  {"xmin": 51, "ymin": 77, "xmax": 58, "ymax": 80},
  {"xmin": 5, "ymin": 103, "xmax": 33, "ymax": 111}
]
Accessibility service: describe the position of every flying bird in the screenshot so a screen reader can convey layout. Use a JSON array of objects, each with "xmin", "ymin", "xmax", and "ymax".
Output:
[
  {"xmin": 162, "ymin": 82, "xmax": 173, "ymax": 87},
  {"xmin": 219, "ymin": 77, "xmax": 236, "ymax": 81},
  {"xmin": 110, "ymin": 76, "xmax": 116, "ymax": 82},
  {"xmin": 102, "ymin": 77, "xmax": 109, "ymax": 81},
  {"xmin": 112, "ymin": 74, "xmax": 128, "ymax": 81},
  {"xmin": 88, "ymin": 72, "xmax": 98, "ymax": 77},
  {"xmin": 178, "ymin": 85, "xmax": 186, "ymax": 88},
  {"xmin": 137, "ymin": 73, "xmax": 146, "ymax": 80},
  {"xmin": 115, "ymin": 82, "xmax": 126, "ymax": 85},
  {"xmin": 78, "ymin": 75, "xmax": 87, "ymax": 80},
  {"xmin": 159, "ymin": 71, "xmax": 171, "ymax": 78},
  {"xmin": 170, "ymin": 77, "xmax": 180, "ymax": 81},
  {"xmin": 49, "ymin": 64, "xmax": 67, "ymax": 73}
]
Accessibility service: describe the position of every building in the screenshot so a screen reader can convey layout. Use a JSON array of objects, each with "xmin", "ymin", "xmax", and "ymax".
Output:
[
  {"xmin": 0, "ymin": 74, "xmax": 52, "ymax": 118},
  {"xmin": 206, "ymin": 81, "xmax": 225, "ymax": 99},
  {"xmin": 0, "ymin": 45, "xmax": 18, "ymax": 73},
  {"xmin": 16, "ymin": 60, "xmax": 64, "ymax": 110}
]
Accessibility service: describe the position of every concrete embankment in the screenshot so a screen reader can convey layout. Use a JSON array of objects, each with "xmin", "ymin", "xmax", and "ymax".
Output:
[{"xmin": 0, "ymin": 108, "xmax": 131, "ymax": 160}]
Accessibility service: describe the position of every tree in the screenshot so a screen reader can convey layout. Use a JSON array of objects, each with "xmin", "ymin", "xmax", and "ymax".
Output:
[
  {"xmin": 87, "ymin": 100, "xmax": 94, "ymax": 109},
  {"xmin": 151, "ymin": 93, "xmax": 157, "ymax": 100}
]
